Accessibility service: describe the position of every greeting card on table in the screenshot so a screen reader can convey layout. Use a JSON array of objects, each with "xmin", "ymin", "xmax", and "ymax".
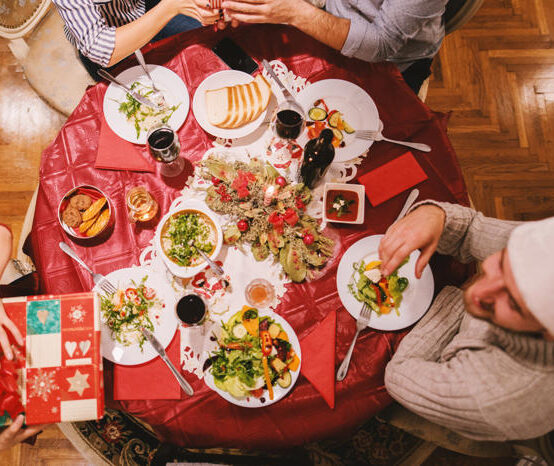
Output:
[
  {"xmin": 358, "ymin": 151, "xmax": 428, "ymax": 206},
  {"xmin": 0, "ymin": 292, "xmax": 104, "ymax": 425}
]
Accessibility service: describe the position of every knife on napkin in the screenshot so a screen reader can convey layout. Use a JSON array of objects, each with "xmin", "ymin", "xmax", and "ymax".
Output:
[{"xmin": 141, "ymin": 327, "xmax": 194, "ymax": 396}]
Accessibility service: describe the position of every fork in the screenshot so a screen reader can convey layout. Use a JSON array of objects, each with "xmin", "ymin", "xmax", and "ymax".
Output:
[
  {"xmin": 336, "ymin": 303, "xmax": 372, "ymax": 381},
  {"xmin": 59, "ymin": 242, "xmax": 117, "ymax": 295},
  {"xmin": 356, "ymin": 124, "xmax": 431, "ymax": 153},
  {"xmin": 134, "ymin": 49, "xmax": 161, "ymax": 98}
]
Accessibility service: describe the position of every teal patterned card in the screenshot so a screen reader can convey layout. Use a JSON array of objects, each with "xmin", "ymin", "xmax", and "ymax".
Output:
[{"xmin": 27, "ymin": 300, "xmax": 61, "ymax": 335}]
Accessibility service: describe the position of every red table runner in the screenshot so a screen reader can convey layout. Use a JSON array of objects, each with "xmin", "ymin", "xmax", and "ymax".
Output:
[{"xmin": 31, "ymin": 24, "xmax": 469, "ymax": 449}]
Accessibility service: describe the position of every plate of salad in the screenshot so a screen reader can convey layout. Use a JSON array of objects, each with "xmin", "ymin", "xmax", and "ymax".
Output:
[
  {"xmin": 103, "ymin": 65, "xmax": 189, "ymax": 144},
  {"xmin": 336, "ymin": 235, "xmax": 434, "ymax": 331},
  {"xmin": 204, "ymin": 307, "xmax": 301, "ymax": 407},
  {"xmin": 96, "ymin": 266, "xmax": 179, "ymax": 365}
]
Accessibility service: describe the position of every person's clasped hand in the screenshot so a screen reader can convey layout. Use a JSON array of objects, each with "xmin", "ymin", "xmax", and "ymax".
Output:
[
  {"xmin": 222, "ymin": 0, "xmax": 295, "ymax": 25},
  {"xmin": 379, "ymin": 205, "xmax": 446, "ymax": 278},
  {"xmin": 0, "ymin": 415, "xmax": 45, "ymax": 451},
  {"xmin": 0, "ymin": 301, "xmax": 23, "ymax": 361}
]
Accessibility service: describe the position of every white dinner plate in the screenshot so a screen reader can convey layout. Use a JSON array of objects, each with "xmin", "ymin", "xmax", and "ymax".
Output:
[
  {"xmin": 103, "ymin": 65, "xmax": 190, "ymax": 144},
  {"xmin": 204, "ymin": 311, "xmax": 302, "ymax": 408},
  {"xmin": 95, "ymin": 266, "xmax": 179, "ymax": 365},
  {"xmin": 296, "ymin": 79, "xmax": 379, "ymax": 163},
  {"xmin": 336, "ymin": 235, "xmax": 434, "ymax": 331},
  {"xmin": 192, "ymin": 70, "xmax": 269, "ymax": 139}
]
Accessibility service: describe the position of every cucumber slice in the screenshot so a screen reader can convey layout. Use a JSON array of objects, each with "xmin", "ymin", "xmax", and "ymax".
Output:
[
  {"xmin": 232, "ymin": 323, "xmax": 247, "ymax": 339},
  {"xmin": 277, "ymin": 371, "xmax": 292, "ymax": 388},
  {"xmin": 331, "ymin": 128, "xmax": 343, "ymax": 141},
  {"xmin": 343, "ymin": 121, "xmax": 355, "ymax": 134},
  {"xmin": 327, "ymin": 110, "xmax": 341, "ymax": 128},
  {"xmin": 308, "ymin": 107, "xmax": 327, "ymax": 121}
]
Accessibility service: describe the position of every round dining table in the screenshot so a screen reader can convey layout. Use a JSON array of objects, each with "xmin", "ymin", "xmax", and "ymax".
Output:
[{"xmin": 31, "ymin": 24, "xmax": 471, "ymax": 450}]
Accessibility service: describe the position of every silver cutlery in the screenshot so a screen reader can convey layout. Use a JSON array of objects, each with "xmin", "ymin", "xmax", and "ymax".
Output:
[
  {"xmin": 97, "ymin": 69, "xmax": 159, "ymax": 109},
  {"xmin": 336, "ymin": 303, "xmax": 372, "ymax": 381},
  {"xmin": 261, "ymin": 59, "xmax": 299, "ymax": 105},
  {"xmin": 134, "ymin": 49, "xmax": 161, "ymax": 97},
  {"xmin": 394, "ymin": 188, "xmax": 420, "ymax": 223},
  {"xmin": 193, "ymin": 244, "xmax": 225, "ymax": 277},
  {"xmin": 141, "ymin": 327, "xmax": 194, "ymax": 396},
  {"xmin": 356, "ymin": 120, "xmax": 431, "ymax": 152},
  {"xmin": 59, "ymin": 242, "xmax": 117, "ymax": 295}
]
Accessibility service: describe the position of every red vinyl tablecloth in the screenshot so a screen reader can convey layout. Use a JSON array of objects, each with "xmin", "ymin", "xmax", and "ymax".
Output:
[{"xmin": 31, "ymin": 24, "xmax": 469, "ymax": 449}]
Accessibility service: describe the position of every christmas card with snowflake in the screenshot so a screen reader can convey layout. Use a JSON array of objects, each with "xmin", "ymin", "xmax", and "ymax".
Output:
[{"xmin": 0, "ymin": 292, "xmax": 104, "ymax": 425}]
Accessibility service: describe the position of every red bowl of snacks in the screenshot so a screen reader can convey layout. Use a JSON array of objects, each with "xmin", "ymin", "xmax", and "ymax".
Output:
[
  {"xmin": 58, "ymin": 185, "xmax": 114, "ymax": 239},
  {"xmin": 323, "ymin": 182, "xmax": 365, "ymax": 225}
]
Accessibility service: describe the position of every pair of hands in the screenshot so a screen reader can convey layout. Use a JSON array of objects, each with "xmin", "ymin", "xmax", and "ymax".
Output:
[
  {"xmin": 379, "ymin": 204, "xmax": 446, "ymax": 278},
  {"xmin": 174, "ymin": 0, "xmax": 294, "ymax": 27}
]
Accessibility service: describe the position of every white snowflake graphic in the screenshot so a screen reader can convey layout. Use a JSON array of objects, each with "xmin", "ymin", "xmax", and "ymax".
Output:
[
  {"xmin": 68, "ymin": 305, "xmax": 86, "ymax": 324},
  {"xmin": 28, "ymin": 369, "xmax": 59, "ymax": 402}
]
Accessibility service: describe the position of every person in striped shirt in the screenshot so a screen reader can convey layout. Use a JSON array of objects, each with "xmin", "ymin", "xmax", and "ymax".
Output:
[
  {"xmin": 380, "ymin": 202, "xmax": 554, "ymax": 441},
  {"xmin": 52, "ymin": 0, "xmax": 224, "ymax": 79}
]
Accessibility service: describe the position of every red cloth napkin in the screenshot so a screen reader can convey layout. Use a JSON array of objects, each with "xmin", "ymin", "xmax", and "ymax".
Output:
[
  {"xmin": 357, "ymin": 151, "xmax": 428, "ymax": 206},
  {"xmin": 95, "ymin": 116, "xmax": 155, "ymax": 172},
  {"xmin": 300, "ymin": 310, "xmax": 336, "ymax": 409},
  {"xmin": 113, "ymin": 332, "xmax": 181, "ymax": 400}
]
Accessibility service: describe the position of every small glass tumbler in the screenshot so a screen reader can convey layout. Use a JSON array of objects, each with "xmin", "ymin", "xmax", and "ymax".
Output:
[
  {"xmin": 245, "ymin": 279, "xmax": 275, "ymax": 308},
  {"xmin": 176, "ymin": 293, "xmax": 207, "ymax": 326},
  {"xmin": 125, "ymin": 186, "xmax": 158, "ymax": 223},
  {"xmin": 147, "ymin": 124, "xmax": 185, "ymax": 177},
  {"xmin": 271, "ymin": 100, "xmax": 306, "ymax": 140}
]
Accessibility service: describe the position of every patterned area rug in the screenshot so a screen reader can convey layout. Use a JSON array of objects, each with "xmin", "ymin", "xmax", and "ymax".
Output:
[{"xmin": 59, "ymin": 408, "xmax": 424, "ymax": 465}]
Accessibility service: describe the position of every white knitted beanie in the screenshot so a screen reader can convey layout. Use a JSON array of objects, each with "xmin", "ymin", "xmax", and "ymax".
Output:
[{"xmin": 507, "ymin": 216, "xmax": 554, "ymax": 335}]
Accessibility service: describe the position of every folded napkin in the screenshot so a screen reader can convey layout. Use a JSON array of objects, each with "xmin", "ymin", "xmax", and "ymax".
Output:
[
  {"xmin": 113, "ymin": 332, "xmax": 181, "ymax": 400},
  {"xmin": 358, "ymin": 151, "xmax": 428, "ymax": 206},
  {"xmin": 300, "ymin": 310, "xmax": 336, "ymax": 409},
  {"xmin": 95, "ymin": 116, "xmax": 155, "ymax": 172}
]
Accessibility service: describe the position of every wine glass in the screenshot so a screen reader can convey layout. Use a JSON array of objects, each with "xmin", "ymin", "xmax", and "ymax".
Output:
[
  {"xmin": 146, "ymin": 124, "xmax": 185, "ymax": 177},
  {"xmin": 271, "ymin": 100, "xmax": 306, "ymax": 140}
]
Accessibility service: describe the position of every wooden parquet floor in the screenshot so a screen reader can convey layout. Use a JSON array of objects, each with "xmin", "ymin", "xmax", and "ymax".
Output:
[{"xmin": 0, "ymin": 0, "xmax": 553, "ymax": 464}]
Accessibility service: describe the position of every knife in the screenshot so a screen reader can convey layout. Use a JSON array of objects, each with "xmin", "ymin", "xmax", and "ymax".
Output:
[
  {"xmin": 261, "ymin": 59, "xmax": 298, "ymax": 104},
  {"xmin": 141, "ymin": 327, "xmax": 194, "ymax": 396},
  {"xmin": 98, "ymin": 69, "xmax": 159, "ymax": 109}
]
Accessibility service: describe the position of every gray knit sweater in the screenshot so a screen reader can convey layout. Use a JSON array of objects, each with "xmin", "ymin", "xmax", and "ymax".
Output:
[{"xmin": 384, "ymin": 201, "xmax": 554, "ymax": 441}]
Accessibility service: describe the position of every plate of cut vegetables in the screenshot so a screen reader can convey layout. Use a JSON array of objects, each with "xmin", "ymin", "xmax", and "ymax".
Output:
[
  {"xmin": 204, "ymin": 307, "xmax": 301, "ymax": 407},
  {"xmin": 336, "ymin": 235, "xmax": 434, "ymax": 330},
  {"xmin": 296, "ymin": 79, "xmax": 379, "ymax": 162},
  {"xmin": 96, "ymin": 267, "xmax": 179, "ymax": 365}
]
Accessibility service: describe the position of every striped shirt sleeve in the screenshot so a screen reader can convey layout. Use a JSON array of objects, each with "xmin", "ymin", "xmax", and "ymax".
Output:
[{"xmin": 52, "ymin": 0, "xmax": 117, "ymax": 67}]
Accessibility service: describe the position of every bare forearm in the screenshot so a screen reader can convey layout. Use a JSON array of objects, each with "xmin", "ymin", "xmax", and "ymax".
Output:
[
  {"xmin": 0, "ymin": 226, "xmax": 13, "ymax": 277},
  {"xmin": 109, "ymin": 1, "xmax": 178, "ymax": 66},
  {"xmin": 289, "ymin": 3, "xmax": 350, "ymax": 52}
]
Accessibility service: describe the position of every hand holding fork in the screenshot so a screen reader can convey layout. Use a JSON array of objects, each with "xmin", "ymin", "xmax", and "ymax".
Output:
[{"xmin": 336, "ymin": 303, "xmax": 372, "ymax": 381}]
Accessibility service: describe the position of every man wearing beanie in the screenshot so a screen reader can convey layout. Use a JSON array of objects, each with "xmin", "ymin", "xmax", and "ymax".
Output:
[{"xmin": 380, "ymin": 201, "xmax": 554, "ymax": 441}]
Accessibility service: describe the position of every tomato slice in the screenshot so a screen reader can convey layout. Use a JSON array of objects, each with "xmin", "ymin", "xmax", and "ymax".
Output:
[
  {"xmin": 143, "ymin": 287, "xmax": 156, "ymax": 300},
  {"xmin": 125, "ymin": 288, "xmax": 138, "ymax": 300}
]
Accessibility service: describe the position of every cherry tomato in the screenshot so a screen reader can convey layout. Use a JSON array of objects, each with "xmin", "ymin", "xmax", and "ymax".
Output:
[
  {"xmin": 211, "ymin": 176, "xmax": 221, "ymax": 186},
  {"xmin": 125, "ymin": 288, "xmax": 138, "ymax": 300},
  {"xmin": 275, "ymin": 176, "xmax": 287, "ymax": 187},
  {"xmin": 303, "ymin": 233, "xmax": 315, "ymax": 245},
  {"xmin": 143, "ymin": 287, "xmax": 156, "ymax": 300},
  {"xmin": 237, "ymin": 219, "xmax": 249, "ymax": 232}
]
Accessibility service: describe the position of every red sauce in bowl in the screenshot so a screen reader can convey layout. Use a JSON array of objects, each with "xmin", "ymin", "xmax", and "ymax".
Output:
[{"xmin": 326, "ymin": 189, "xmax": 359, "ymax": 222}]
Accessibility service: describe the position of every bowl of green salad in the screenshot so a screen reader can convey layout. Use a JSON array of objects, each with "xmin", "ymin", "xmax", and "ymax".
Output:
[{"xmin": 155, "ymin": 200, "xmax": 223, "ymax": 278}]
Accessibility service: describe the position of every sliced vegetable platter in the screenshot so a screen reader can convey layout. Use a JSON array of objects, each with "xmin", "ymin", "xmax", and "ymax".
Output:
[{"xmin": 203, "ymin": 307, "xmax": 302, "ymax": 407}]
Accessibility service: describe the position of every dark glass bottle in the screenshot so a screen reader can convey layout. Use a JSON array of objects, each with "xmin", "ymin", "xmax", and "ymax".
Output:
[{"xmin": 299, "ymin": 129, "xmax": 335, "ymax": 189}]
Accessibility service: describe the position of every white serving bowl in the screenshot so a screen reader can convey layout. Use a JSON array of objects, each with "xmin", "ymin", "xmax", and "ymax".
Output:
[{"xmin": 155, "ymin": 199, "xmax": 223, "ymax": 278}]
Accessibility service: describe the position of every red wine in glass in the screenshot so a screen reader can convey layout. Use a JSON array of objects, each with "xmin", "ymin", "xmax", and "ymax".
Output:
[
  {"xmin": 176, "ymin": 294, "xmax": 207, "ymax": 326},
  {"xmin": 276, "ymin": 109, "xmax": 303, "ymax": 139},
  {"xmin": 147, "ymin": 125, "xmax": 184, "ymax": 177}
]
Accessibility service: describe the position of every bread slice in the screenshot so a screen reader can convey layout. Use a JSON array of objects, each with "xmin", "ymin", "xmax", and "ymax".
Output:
[
  {"xmin": 206, "ymin": 74, "xmax": 273, "ymax": 129},
  {"xmin": 205, "ymin": 86, "xmax": 230, "ymax": 127}
]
